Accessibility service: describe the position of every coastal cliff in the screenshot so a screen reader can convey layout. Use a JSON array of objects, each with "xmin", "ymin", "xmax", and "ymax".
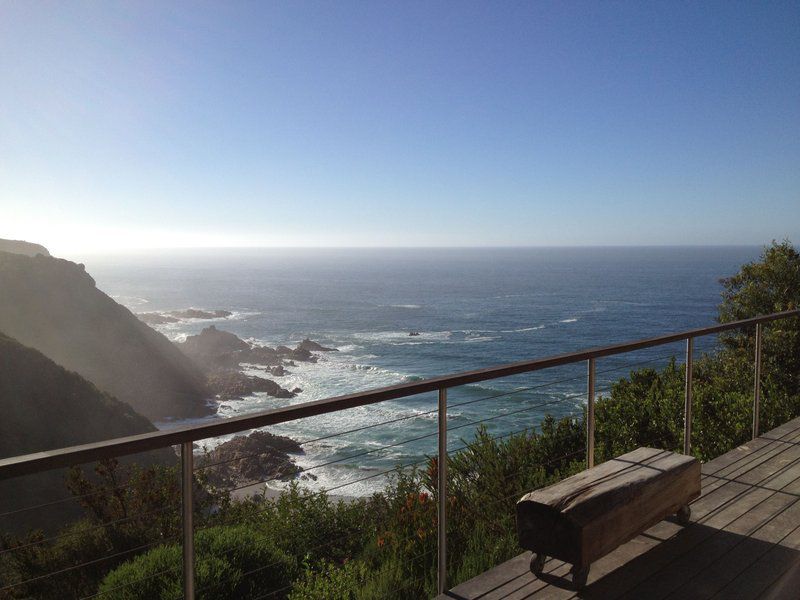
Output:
[
  {"xmin": 0, "ymin": 238, "xmax": 50, "ymax": 257},
  {"xmin": 0, "ymin": 249, "xmax": 211, "ymax": 420}
]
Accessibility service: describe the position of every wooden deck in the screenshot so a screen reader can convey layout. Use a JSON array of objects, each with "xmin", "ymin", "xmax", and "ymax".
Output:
[{"xmin": 437, "ymin": 417, "xmax": 800, "ymax": 600}]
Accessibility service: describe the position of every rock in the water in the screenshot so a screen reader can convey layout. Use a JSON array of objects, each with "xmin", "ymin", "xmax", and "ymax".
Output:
[
  {"xmin": 207, "ymin": 370, "xmax": 295, "ymax": 400},
  {"xmin": 239, "ymin": 345, "xmax": 282, "ymax": 366},
  {"xmin": 270, "ymin": 365, "xmax": 287, "ymax": 376},
  {"xmin": 197, "ymin": 430, "xmax": 302, "ymax": 488},
  {"xmin": 138, "ymin": 312, "xmax": 180, "ymax": 325},
  {"xmin": 277, "ymin": 345, "xmax": 317, "ymax": 363},
  {"xmin": 179, "ymin": 326, "xmax": 250, "ymax": 369},
  {"xmin": 297, "ymin": 338, "xmax": 338, "ymax": 352}
]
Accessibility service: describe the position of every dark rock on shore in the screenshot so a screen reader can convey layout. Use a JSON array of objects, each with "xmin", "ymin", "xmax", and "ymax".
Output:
[
  {"xmin": 207, "ymin": 370, "xmax": 295, "ymax": 400},
  {"xmin": 198, "ymin": 430, "xmax": 302, "ymax": 488}
]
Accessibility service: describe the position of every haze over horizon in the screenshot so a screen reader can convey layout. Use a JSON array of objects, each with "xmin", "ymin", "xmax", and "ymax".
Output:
[{"xmin": 2, "ymin": 2, "xmax": 799, "ymax": 256}]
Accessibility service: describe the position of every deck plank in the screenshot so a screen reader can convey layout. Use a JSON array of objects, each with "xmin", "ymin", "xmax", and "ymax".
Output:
[{"xmin": 436, "ymin": 417, "xmax": 800, "ymax": 600}]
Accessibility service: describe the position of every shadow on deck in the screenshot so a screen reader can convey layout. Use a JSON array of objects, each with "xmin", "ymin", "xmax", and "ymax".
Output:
[{"xmin": 437, "ymin": 417, "xmax": 800, "ymax": 599}]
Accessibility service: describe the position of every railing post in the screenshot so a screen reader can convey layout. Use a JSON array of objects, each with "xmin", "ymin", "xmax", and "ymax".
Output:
[
  {"xmin": 181, "ymin": 442, "xmax": 195, "ymax": 600},
  {"xmin": 684, "ymin": 337, "xmax": 693, "ymax": 455},
  {"xmin": 753, "ymin": 323, "xmax": 762, "ymax": 439},
  {"xmin": 437, "ymin": 387, "xmax": 447, "ymax": 595},
  {"xmin": 587, "ymin": 358, "xmax": 595, "ymax": 468}
]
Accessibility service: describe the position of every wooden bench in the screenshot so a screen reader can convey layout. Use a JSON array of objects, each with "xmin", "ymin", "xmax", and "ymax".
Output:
[{"xmin": 516, "ymin": 447, "xmax": 701, "ymax": 589}]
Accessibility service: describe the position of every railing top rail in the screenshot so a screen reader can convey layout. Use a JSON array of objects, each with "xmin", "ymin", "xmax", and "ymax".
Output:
[{"xmin": 1, "ymin": 309, "xmax": 798, "ymax": 480}]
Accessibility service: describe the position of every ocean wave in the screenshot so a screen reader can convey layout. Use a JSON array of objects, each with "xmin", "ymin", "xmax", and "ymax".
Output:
[
  {"xmin": 336, "ymin": 344, "xmax": 362, "ymax": 353},
  {"xmin": 112, "ymin": 295, "xmax": 149, "ymax": 307},
  {"xmin": 389, "ymin": 304, "xmax": 422, "ymax": 309},
  {"xmin": 559, "ymin": 318, "xmax": 578, "ymax": 323},
  {"xmin": 500, "ymin": 325, "xmax": 545, "ymax": 333}
]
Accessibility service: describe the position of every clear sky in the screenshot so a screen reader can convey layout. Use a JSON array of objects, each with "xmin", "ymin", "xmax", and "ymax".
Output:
[{"xmin": 1, "ymin": 1, "xmax": 798, "ymax": 256}]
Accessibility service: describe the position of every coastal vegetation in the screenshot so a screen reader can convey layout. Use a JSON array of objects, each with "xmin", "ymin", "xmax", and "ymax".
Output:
[{"xmin": 0, "ymin": 241, "xmax": 798, "ymax": 598}]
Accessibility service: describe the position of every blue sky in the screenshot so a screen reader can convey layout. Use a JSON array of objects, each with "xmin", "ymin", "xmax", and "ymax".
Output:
[{"xmin": 1, "ymin": 1, "xmax": 798, "ymax": 255}]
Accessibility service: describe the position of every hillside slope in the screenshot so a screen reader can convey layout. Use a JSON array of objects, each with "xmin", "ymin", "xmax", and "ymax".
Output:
[
  {"xmin": 0, "ymin": 332, "xmax": 166, "ymax": 531},
  {"xmin": 0, "ymin": 332, "xmax": 156, "ymax": 457},
  {"xmin": 0, "ymin": 250, "xmax": 210, "ymax": 420}
]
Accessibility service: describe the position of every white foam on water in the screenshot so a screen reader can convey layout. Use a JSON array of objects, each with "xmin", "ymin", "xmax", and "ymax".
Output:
[
  {"xmin": 559, "ymin": 318, "xmax": 578, "ymax": 323},
  {"xmin": 500, "ymin": 325, "xmax": 545, "ymax": 333},
  {"xmin": 112, "ymin": 295, "xmax": 150, "ymax": 307}
]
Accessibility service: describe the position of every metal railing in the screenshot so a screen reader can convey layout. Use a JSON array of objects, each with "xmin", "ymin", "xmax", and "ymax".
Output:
[{"xmin": 0, "ymin": 308, "xmax": 797, "ymax": 598}]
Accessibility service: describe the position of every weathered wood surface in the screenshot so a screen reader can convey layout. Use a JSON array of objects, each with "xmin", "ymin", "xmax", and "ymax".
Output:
[
  {"xmin": 437, "ymin": 417, "xmax": 800, "ymax": 599},
  {"xmin": 517, "ymin": 447, "xmax": 701, "ymax": 569}
]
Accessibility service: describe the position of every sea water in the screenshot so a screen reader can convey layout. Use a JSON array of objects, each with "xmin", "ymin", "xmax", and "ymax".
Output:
[{"xmin": 85, "ymin": 246, "xmax": 760, "ymax": 495}]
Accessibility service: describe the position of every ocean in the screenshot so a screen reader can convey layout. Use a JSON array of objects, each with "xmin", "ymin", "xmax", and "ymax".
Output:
[{"xmin": 84, "ymin": 246, "xmax": 760, "ymax": 496}]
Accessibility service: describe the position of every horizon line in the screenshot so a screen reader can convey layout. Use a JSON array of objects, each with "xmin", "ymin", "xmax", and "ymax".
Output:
[{"xmin": 65, "ymin": 242, "xmax": 772, "ymax": 256}]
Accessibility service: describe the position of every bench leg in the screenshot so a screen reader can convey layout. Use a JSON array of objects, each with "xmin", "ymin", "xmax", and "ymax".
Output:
[
  {"xmin": 530, "ymin": 553, "xmax": 546, "ymax": 575},
  {"xmin": 571, "ymin": 565, "xmax": 589, "ymax": 590},
  {"xmin": 677, "ymin": 504, "xmax": 691, "ymax": 525}
]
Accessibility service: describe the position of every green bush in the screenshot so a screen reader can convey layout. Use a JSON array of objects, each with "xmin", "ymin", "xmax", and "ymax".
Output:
[
  {"xmin": 98, "ymin": 525, "xmax": 296, "ymax": 599},
  {"xmin": 288, "ymin": 560, "xmax": 369, "ymax": 599}
]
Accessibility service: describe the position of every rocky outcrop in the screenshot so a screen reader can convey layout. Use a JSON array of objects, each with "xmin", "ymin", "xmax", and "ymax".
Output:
[
  {"xmin": 0, "ymin": 251, "xmax": 211, "ymax": 420},
  {"xmin": 179, "ymin": 325, "xmax": 250, "ymax": 370},
  {"xmin": 207, "ymin": 370, "xmax": 295, "ymax": 400},
  {"xmin": 138, "ymin": 312, "xmax": 180, "ymax": 325},
  {"xmin": 297, "ymin": 338, "xmax": 337, "ymax": 352},
  {"xmin": 0, "ymin": 238, "xmax": 50, "ymax": 257},
  {"xmin": 197, "ymin": 430, "xmax": 302, "ymax": 488},
  {"xmin": 178, "ymin": 327, "xmax": 334, "ymax": 371},
  {"xmin": 270, "ymin": 365, "xmax": 287, "ymax": 377}
]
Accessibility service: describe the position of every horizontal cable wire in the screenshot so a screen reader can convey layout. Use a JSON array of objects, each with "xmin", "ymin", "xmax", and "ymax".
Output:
[
  {"xmin": 0, "ymin": 475, "xmax": 162, "ymax": 521},
  {"xmin": 0, "ymin": 534, "xmax": 180, "ymax": 592},
  {"xmin": 193, "ymin": 352, "xmax": 675, "ymax": 474},
  {"xmin": 0, "ymin": 353, "xmax": 670, "ymax": 591},
  {"xmin": 192, "ymin": 408, "xmax": 587, "ymax": 587},
  {"xmin": 5, "ymin": 402, "xmax": 591, "ymax": 589},
  {"xmin": 0, "ymin": 501, "xmax": 180, "ymax": 556},
  {"xmin": 219, "ymin": 394, "xmax": 585, "ymax": 497}
]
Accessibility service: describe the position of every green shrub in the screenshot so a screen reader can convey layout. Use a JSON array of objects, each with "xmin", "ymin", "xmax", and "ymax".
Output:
[
  {"xmin": 288, "ymin": 558, "xmax": 417, "ymax": 600},
  {"xmin": 98, "ymin": 525, "xmax": 296, "ymax": 599},
  {"xmin": 288, "ymin": 560, "xmax": 369, "ymax": 599}
]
